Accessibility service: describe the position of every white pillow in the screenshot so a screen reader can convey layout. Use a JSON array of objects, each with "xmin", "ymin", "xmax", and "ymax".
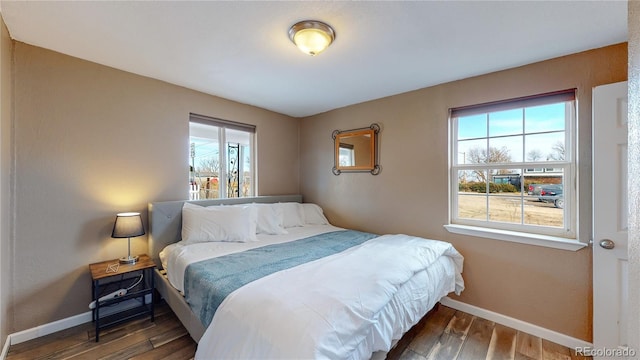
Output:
[
  {"xmin": 252, "ymin": 203, "xmax": 287, "ymax": 235},
  {"xmin": 181, "ymin": 202, "xmax": 257, "ymax": 243},
  {"xmin": 276, "ymin": 202, "xmax": 305, "ymax": 228},
  {"xmin": 302, "ymin": 203, "xmax": 329, "ymax": 225}
]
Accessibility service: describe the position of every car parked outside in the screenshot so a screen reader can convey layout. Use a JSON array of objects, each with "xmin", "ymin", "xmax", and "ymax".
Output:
[
  {"xmin": 538, "ymin": 184, "xmax": 563, "ymax": 208},
  {"xmin": 528, "ymin": 183, "xmax": 544, "ymax": 195}
]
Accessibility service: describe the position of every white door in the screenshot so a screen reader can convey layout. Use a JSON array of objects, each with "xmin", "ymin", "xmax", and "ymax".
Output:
[{"xmin": 593, "ymin": 81, "xmax": 628, "ymax": 353}]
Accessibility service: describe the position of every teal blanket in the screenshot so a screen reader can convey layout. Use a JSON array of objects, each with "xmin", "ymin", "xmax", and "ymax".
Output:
[{"xmin": 184, "ymin": 230, "xmax": 378, "ymax": 328}]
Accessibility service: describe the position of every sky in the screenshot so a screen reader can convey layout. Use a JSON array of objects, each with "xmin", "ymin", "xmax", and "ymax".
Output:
[{"xmin": 456, "ymin": 102, "xmax": 567, "ymax": 165}]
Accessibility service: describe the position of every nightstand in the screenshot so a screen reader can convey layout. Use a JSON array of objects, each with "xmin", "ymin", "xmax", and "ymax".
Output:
[{"xmin": 89, "ymin": 254, "xmax": 156, "ymax": 342}]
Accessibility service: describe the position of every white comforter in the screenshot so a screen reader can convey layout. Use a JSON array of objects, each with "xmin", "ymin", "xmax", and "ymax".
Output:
[
  {"xmin": 194, "ymin": 233, "xmax": 464, "ymax": 359},
  {"xmin": 161, "ymin": 225, "xmax": 346, "ymax": 293}
]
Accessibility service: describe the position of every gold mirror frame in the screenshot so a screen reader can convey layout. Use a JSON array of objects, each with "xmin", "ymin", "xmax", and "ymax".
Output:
[{"xmin": 332, "ymin": 123, "xmax": 381, "ymax": 175}]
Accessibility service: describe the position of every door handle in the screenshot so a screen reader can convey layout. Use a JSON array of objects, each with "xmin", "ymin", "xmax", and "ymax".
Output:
[{"xmin": 599, "ymin": 239, "xmax": 615, "ymax": 250}]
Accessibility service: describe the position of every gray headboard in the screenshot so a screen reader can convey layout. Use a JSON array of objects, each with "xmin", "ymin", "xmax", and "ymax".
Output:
[{"xmin": 148, "ymin": 195, "xmax": 303, "ymax": 267}]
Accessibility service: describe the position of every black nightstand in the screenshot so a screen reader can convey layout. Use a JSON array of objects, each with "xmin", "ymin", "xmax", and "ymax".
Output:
[{"xmin": 89, "ymin": 254, "xmax": 156, "ymax": 341}]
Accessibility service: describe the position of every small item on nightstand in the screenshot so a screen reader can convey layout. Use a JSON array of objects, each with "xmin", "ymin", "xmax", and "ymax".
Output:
[
  {"xmin": 106, "ymin": 262, "xmax": 119, "ymax": 273},
  {"xmin": 88, "ymin": 288, "xmax": 127, "ymax": 309},
  {"xmin": 111, "ymin": 212, "xmax": 145, "ymax": 264}
]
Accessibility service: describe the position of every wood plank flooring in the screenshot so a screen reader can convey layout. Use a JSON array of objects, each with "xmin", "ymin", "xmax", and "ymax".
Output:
[
  {"xmin": 395, "ymin": 305, "xmax": 590, "ymax": 360},
  {"xmin": 6, "ymin": 302, "xmax": 589, "ymax": 360},
  {"xmin": 6, "ymin": 302, "xmax": 195, "ymax": 360}
]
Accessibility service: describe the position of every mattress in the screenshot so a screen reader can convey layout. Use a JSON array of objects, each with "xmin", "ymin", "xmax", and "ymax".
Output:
[{"xmin": 159, "ymin": 224, "xmax": 464, "ymax": 359}]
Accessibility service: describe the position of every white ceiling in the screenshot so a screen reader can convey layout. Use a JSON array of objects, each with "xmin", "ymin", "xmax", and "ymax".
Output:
[{"xmin": 0, "ymin": 1, "xmax": 628, "ymax": 118}]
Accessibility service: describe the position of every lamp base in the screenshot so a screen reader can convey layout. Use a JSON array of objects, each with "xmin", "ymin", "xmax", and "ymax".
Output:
[{"xmin": 119, "ymin": 255, "xmax": 139, "ymax": 264}]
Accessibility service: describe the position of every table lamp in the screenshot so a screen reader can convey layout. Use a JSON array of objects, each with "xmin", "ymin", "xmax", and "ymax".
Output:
[{"xmin": 111, "ymin": 212, "xmax": 145, "ymax": 264}]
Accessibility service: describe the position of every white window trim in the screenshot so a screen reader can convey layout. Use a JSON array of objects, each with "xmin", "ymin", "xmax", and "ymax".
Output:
[
  {"xmin": 444, "ymin": 224, "xmax": 587, "ymax": 251},
  {"xmin": 448, "ymin": 90, "xmax": 584, "ymax": 249},
  {"xmin": 250, "ymin": 132, "xmax": 257, "ymax": 195}
]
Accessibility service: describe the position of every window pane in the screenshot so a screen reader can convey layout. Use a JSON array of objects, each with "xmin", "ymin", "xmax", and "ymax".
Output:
[
  {"xmin": 489, "ymin": 109, "xmax": 522, "ymax": 137},
  {"xmin": 491, "ymin": 168, "xmax": 522, "ymax": 192},
  {"xmin": 524, "ymin": 171, "xmax": 564, "ymax": 227},
  {"xmin": 457, "ymin": 194, "xmax": 487, "ymax": 221},
  {"xmin": 458, "ymin": 169, "xmax": 487, "ymax": 220},
  {"xmin": 524, "ymin": 103, "xmax": 565, "ymax": 134},
  {"xmin": 240, "ymin": 144, "xmax": 252, "ymax": 197},
  {"xmin": 457, "ymin": 139, "xmax": 486, "ymax": 164},
  {"xmin": 190, "ymin": 122, "xmax": 220, "ymax": 199},
  {"xmin": 226, "ymin": 128, "xmax": 252, "ymax": 198},
  {"xmin": 190, "ymin": 151, "xmax": 220, "ymax": 199},
  {"xmin": 458, "ymin": 114, "xmax": 487, "ymax": 140},
  {"xmin": 488, "ymin": 136, "xmax": 523, "ymax": 163},
  {"xmin": 488, "ymin": 168, "xmax": 523, "ymax": 223},
  {"xmin": 458, "ymin": 170, "xmax": 486, "ymax": 192},
  {"xmin": 488, "ymin": 196, "xmax": 522, "ymax": 224},
  {"xmin": 525, "ymin": 132, "xmax": 565, "ymax": 161}
]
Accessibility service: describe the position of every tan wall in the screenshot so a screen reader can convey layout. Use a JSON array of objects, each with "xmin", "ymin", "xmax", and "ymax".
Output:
[
  {"xmin": 10, "ymin": 42, "xmax": 299, "ymax": 331},
  {"xmin": 0, "ymin": 14, "xmax": 14, "ymax": 341},
  {"xmin": 627, "ymin": 0, "xmax": 640, "ymax": 352},
  {"xmin": 300, "ymin": 43, "xmax": 628, "ymax": 341}
]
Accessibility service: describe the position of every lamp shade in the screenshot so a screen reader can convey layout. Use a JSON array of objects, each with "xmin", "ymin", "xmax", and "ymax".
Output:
[
  {"xmin": 289, "ymin": 20, "xmax": 335, "ymax": 56},
  {"xmin": 111, "ymin": 212, "xmax": 145, "ymax": 238}
]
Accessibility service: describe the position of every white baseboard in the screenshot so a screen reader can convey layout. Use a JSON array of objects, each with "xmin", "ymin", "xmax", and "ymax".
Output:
[
  {"xmin": 7, "ymin": 295, "xmax": 152, "ymax": 347},
  {"xmin": 440, "ymin": 297, "xmax": 592, "ymax": 350},
  {"xmin": 1, "ymin": 335, "xmax": 10, "ymax": 360},
  {"xmin": 9, "ymin": 311, "xmax": 92, "ymax": 346}
]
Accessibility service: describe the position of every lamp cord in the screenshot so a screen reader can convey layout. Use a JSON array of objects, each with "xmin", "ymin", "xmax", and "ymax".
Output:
[{"xmin": 126, "ymin": 274, "xmax": 144, "ymax": 291}]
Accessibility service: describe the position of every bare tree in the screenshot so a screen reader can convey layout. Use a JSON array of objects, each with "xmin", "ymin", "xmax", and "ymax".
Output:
[
  {"xmin": 488, "ymin": 147, "xmax": 512, "ymax": 163},
  {"xmin": 547, "ymin": 141, "xmax": 565, "ymax": 161},
  {"xmin": 466, "ymin": 146, "xmax": 512, "ymax": 182},
  {"xmin": 197, "ymin": 157, "xmax": 220, "ymax": 175},
  {"xmin": 527, "ymin": 149, "xmax": 544, "ymax": 161}
]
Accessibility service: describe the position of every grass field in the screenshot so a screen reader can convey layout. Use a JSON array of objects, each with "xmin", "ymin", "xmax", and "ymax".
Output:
[{"xmin": 458, "ymin": 192, "xmax": 563, "ymax": 227}]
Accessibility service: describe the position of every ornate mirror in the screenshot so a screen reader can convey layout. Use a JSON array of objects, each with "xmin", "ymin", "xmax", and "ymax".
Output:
[{"xmin": 332, "ymin": 123, "xmax": 380, "ymax": 175}]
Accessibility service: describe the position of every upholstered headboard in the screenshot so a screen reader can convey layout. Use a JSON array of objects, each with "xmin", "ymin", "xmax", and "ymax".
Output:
[{"xmin": 148, "ymin": 195, "xmax": 303, "ymax": 267}]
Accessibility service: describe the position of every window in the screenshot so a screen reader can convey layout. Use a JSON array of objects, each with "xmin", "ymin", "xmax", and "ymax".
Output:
[
  {"xmin": 189, "ymin": 113, "xmax": 255, "ymax": 199},
  {"xmin": 448, "ymin": 90, "xmax": 576, "ymax": 241},
  {"xmin": 338, "ymin": 144, "xmax": 355, "ymax": 167}
]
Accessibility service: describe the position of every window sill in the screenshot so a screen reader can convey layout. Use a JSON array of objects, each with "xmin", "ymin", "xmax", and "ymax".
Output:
[{"xmin": 443, "ymin": 224, "xmax": 588, "ymax": 251}]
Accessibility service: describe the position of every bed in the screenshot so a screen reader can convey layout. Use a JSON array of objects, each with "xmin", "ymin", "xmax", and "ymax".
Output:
[{"xmin": 148, "ymin": 195, "xmax": 464, "ymax": 359}]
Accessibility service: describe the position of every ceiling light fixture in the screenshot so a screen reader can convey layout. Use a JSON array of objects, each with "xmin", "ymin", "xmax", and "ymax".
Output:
[{"xmin": 288, "ymin": 20, "xmax": 336, "ymax": 56}]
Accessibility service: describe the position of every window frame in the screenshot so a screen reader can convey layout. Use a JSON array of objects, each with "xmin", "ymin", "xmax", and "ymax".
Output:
[
  {"xmin": 446, "ymin": 90, "xmax": 586, "ymax": 250},
  {"xmin": 189, "ymin": 113, "xmax": 256, "ymax": 199}
]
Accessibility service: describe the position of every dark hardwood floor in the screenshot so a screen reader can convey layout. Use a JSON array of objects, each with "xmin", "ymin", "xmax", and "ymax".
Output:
[
  {"xmin": 6, "ymin": 301, "xmax": 589, "ymax": 360},
  {"xmin": 6, "ymin": 302, "xmax": 195, "ymax": 360}
]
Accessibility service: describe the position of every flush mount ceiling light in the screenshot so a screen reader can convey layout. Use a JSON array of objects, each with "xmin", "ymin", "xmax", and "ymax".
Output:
[{"xmin": 288, "ymin": 20, "xmax": 336, "ymax": 56}]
